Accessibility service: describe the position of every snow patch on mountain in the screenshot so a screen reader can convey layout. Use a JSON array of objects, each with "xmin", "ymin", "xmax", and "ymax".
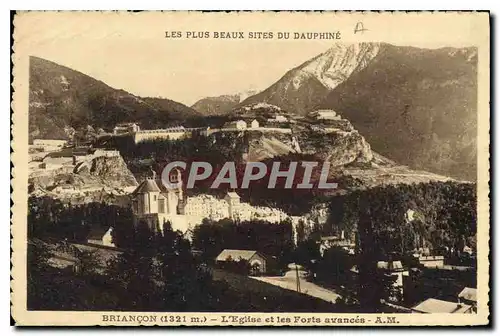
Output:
[{"xmin": 293, "ymin": 42, "xmax": 381, "ymax": 90}]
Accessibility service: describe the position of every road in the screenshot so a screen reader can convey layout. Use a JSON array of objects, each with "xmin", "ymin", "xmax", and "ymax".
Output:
[{"xmin": 251, "ymin": 270, "xmax": 341, "ymax": 304}]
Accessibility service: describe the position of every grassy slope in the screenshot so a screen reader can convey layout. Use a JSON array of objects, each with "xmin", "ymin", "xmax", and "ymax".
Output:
[{"xmin": 29, "ymin": 56, "xmax": 199, "ymax": 141}]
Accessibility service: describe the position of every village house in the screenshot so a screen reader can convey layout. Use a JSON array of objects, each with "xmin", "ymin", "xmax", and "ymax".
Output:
[
  {"xmin": 216, "ymin": 249, "xmax": 269, "ymax": 275},
  {"xmin": 411, "ymin": 298, "xmax": 473, "ymax": 314},
  {"xmin": 38, "ymin": 147, "xmax": 119, "ymax": 171},
  {"xmin": 377, "ymin": 260, "xmax": 409, "ymax": 302},
  {"xmin": 183, "ymin": 192, "xmax": 295, "ymax": 225},
  {"xmin": 418, "ymin": 255, "xmax": 445, "ymax": 268},
  {"xmin": 250, "ymin": 119, "xmax": 260, "ymax": 128},
  {"xmin": 184, "ymin": 194, "xmax": 229, "ymax": 220}
]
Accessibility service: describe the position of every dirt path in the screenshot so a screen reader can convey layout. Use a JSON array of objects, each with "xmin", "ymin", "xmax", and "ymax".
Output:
[{"xmin": 251, "ymin": 273, "xmax": 341, "ymax": 304}]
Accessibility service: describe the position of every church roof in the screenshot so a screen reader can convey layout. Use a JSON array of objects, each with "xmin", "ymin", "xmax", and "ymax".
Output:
[{"xmin": 133, "ymin": 179, "xmax": 161, "ymax": 193}]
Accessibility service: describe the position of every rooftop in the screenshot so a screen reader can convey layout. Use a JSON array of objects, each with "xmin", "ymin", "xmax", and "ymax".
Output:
[
  {"xmin": 377, "ymin": 260, "xmax": 404, "ymax": 270},
  {"xmin": 310, "ymin": 109, "xmax": 338, "ymax": 115},
  {"xmin": 216, "ymin": 249, "xmax": 260, "ymax": 262},
  {"xmin": 419, "ymin": 255, "xmax": 445, "ymax": 260},
  {"xmin": 458, "ymin": 287, "xmax": 477, "ymax": 302},
  {"xmin": 115, "ymin": 122, "xmax": 139, "ymax": 127},
  {"xmin": 412, "ymin": 298, "xmax": 472, "ymax": 314},
  {"xmin": 133, "ymin": 179, "xmax": 161, "ymax": 193}
]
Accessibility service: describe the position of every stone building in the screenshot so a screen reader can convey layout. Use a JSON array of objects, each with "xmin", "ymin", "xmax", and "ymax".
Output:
[
  {"xmin": 130, "ymin": 168, "xmax": 189, "ymax": 233},
  {"xmin": 309, "ymin": 109, "xmax": 341, "ymax": 120},
  {"xmin": 130, "ymin": 172, "xmax": 307, "ymax": 236},
  {"xmin": 113, "ymin": 122, "xmax": 140, "ymax": 135},
  {"xmin": 133, "ymin": 126, "xmax": 191, "ymax": 143},
  {"xmin": 216, "ymin": 249, "xmax": 269, "ymax": 275},
  {"xmin": 223, "ymin": 120, "xmax": 247, "ymax": 130},
  {"xmin": 377, "ymin": 260, "xmax": 409, "ymax": 302},
  {"xmin": 225, "ymin": 192, "xmax": 242, "ymax": 219}
]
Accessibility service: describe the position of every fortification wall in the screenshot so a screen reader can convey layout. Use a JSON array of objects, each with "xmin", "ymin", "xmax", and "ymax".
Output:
[
  {"xmin": 92, "ymin": 149, "xmax": 120, "ymax": 158},
  {"xmin": 133, "ymin": 130, "xmax": 190, "ymax": 143}
]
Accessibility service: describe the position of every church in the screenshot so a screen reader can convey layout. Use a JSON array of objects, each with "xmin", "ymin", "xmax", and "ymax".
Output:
[
  {"xmin": 130, "ymin": 168, "xmax": 190, "ymax": 233},
  {"xmin": 130, "ymin": 167, "xmax": 303, "ymax": 236}
]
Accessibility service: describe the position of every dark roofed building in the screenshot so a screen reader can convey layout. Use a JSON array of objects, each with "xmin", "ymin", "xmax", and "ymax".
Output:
[{"xmin": 216, "ymin": 249, "xmax": 268, "ymax": 276}]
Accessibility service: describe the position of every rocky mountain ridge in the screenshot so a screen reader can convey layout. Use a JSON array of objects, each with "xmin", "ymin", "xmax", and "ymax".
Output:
[
  {"xmin": 237, "ymin": 42, "xmax": 478, "ymax": 181},
  {"xmin": 191, "ymin": 90, "xmax": 260, "ymax": 115},
  {"xmin": 239, "ymin": 42, "xmax": 381, "ymax": 114},
  {"xmin": 29, "ymin": 154, "xmax": 138, "ymax": 203}
]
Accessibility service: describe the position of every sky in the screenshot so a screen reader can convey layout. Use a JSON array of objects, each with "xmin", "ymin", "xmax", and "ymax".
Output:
[
  {"xmin": 15, "ymin": 12, "xmax": 483, "ymax": 106},
  {"xmin": 30, "ymin": 38, "xmax": 335, "ymax": 106}
]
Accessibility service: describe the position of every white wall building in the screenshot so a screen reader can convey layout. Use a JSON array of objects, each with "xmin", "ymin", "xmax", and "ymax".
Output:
[
  {"xmin": 377, "ymin": 260, "xmax": 409, "ymax": 301},
  {"xmin": 113, "ymin": 123, "xmax": 140, "ymax": 135},
  {"xmin": 310, "ymin": 109, "xmax": 342, "ymax": 120},
  {"xmin": 133, "ymin": 126, "xmax": 190, "ymax": 143},
  {"xmin": 32, "ymin": 139, "xmax": 68, "ymax": 151},
  {"xmin": 223, "ymin": 120, "xmax": 247, "ymax": 130},
  {"xmin": 267, "ymin": 115, "xmax": 288, "ymax": 123},
  {"xmin": 130, "ymin": 168, "xmax": 188, "ymax": 233},
  {"xmin": 131, "ymin": 176, "xmax": 305, "ymax": 235}
]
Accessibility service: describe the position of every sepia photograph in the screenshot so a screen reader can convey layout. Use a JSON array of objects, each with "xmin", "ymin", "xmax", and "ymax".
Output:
[{"xmin": 10, "ymin": 11, "xmax": 490, "ymax": 326}]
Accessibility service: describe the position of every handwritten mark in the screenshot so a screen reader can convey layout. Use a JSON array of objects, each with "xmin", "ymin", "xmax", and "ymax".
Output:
[{"xmin": 354, "ymin": 22, "xmax": 368, "ymax": 34}]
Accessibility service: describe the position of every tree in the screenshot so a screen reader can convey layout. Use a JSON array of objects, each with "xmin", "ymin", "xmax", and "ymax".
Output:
[
  {"xmin": 74, "ymin": 249, "xmax": 99, "ymax": 277},
  {"xmin": 192, "ymin": 218, "xmax": 294, "ymax": 268},
  {"xmin": 319, "ymin": 247, "xmax": 354, "ymax": 284}
]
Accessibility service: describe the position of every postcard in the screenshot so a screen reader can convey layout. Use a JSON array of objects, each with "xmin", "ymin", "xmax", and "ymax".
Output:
[{"xmin": 11, "ymin": 11, "xmax": 490, "ymax": 326}]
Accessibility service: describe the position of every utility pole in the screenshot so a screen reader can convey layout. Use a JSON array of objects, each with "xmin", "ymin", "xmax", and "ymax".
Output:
[{"xmin": 295, "ymin": 264, "xmax": 301, "ymax": 293}]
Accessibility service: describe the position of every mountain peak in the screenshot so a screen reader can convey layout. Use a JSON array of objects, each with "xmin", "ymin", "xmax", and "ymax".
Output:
[
  {"xmin": 236, "ymin": 43, "xmax": 477, "ymax": 180},
  {"xmin": 191, "ymin": 89, "xmax": 261, "ymax": 115},
  {"xmin": 238, "ymin": 42, "xmax": 383, "ymax": 115},
  {"xmin": 294, "ymin": 42, "xmax": 381, "ymax": 90}
]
